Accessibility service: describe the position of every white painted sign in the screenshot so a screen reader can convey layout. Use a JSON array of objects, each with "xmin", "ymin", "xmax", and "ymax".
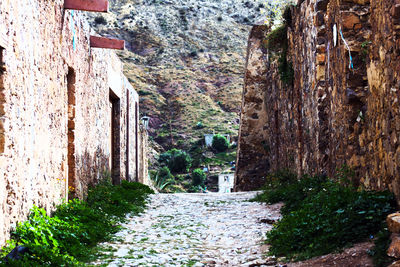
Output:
[
  {"xmin": 333, "ymin": 24, "xmax": 337, "ymax": 47},
  {"xmin": 218, "ymin": 173, "xmax": 235, "ymax": 193},
  {"xmin": 204, "ymin": 134, "xmax": 214, "ymax": 147}
]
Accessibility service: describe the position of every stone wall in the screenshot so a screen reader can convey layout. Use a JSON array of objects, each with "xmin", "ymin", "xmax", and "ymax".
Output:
[
  {"xmin": 0, "ymin": 0, "xmax": 146, "ymax": 245},
  {"xmin": 236, "ymin": 0, "xmax": 400, "ymax": 202},
  {"xmin": 138, "ymin": 125, "xmax": 150, "ymax": 186},
  {"xmin": 235, "ymin": 25, "xmax": 272, "ymax": 191}
]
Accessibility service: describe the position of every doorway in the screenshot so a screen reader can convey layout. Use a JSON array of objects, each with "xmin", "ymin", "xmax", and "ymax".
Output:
[
  {"xmin": 109, "ymin": 89, "xmax": 121, "ymax": 185},
  {"xmin": 67, "ymin": 68, "xmax": 76, "ymax": 197}
]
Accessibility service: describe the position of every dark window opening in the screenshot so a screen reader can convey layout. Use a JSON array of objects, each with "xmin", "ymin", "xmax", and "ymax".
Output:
[
  {"xmin": 110, "ymin": 90, "xmax": 121, "ymax": 185},
  {"xmin": 67, "ymin": 67, "xmax": 76, "ymax": 198}
]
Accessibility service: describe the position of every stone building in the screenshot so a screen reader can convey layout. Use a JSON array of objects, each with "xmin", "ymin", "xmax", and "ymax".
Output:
[
  {"xmin": 0, "ymin": 0, "xmax": 148, "ymax": 245},
  {"xmin": 236, "ymin": 0, "xmax": 400, "ymax": 203}
]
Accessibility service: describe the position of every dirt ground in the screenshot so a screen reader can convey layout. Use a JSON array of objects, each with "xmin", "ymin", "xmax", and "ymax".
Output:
[{"xmin": 286, "ymin": 242, "xmax": 374, "ymax": 267}]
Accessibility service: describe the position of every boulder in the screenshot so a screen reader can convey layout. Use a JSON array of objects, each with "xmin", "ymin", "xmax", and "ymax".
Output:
[
  {"xmin": 387, "ymin": 213, "xmax": 400, "ymax": 233},
  {"xmin": 388, "ymin": 234, "xmax": 400, "ymax": 259},
  {"xmin": 389, "ymin": 260, "xmax": 400, "ymax": 267}
]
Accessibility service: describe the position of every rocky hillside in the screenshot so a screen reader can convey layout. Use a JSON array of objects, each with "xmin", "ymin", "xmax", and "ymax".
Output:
[{"xmin": 87, "ymin": 0, "xmax": 265, "ymax": 153}]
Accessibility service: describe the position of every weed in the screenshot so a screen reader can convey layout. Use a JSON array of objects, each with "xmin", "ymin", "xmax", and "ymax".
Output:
[
  {"xmin": 254, "ymin": 170, "xmax": 396, "ymax": 261},
  {"xmin": 264, "ymin": 24, "xmax": 294, "ymax": 85},
  {"xmin": 361, "ymin": 40, "xmax": 371, "ymax": 61},
  {"xmin": 94, "ymin": 16, "xmax": 107, "ymax": 25},
  {"xmin": 212, "ymin": 134, "xmax": 229, "ymax": 152},
  {"xmin": 152, "ymin": 166, "xmax": 174, "ymax": 191},
  {"xmin": 192, "ymin": 168, "xmax": 206, "ymax": 186},
  {"xmin": 265, "ymin": 25, "xmax": 287, "ymax": 52},
  {"xmin": 368, "ymin": 227, "xmax": 395, "ymax": 267},
  {"xmin": 0, "ymin": 179, "xmax": 153, "ymax": 266}
]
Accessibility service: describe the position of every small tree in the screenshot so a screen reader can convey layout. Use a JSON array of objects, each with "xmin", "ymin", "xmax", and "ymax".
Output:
[
  {"xmin": 159, "ymin": 148, "xmax": 192, "ymax": 173},
  {"xmin": 192, "ymin": 168, "xmax": 206, "ymax": 186},
  {"xmin": 212, "ymin": 134, "xmax": 229, "ymax": 152},
  {"xmin": 94, "ymin": 16, "xmax": 107, "ymax": 25}
]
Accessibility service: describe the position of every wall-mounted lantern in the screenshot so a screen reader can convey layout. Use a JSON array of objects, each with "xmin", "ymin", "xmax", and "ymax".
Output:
[{"xmin": 141, "ymin": 116, "xmax": 150, "ymax": 130}]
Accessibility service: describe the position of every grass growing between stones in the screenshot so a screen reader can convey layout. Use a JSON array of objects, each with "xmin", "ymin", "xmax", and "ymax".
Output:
[
  {"xmin": 0, "ymin": 179, "xmax": 153, "ymax": 266},
  {"xmin": 253, "ymin": 170, "xmax": 396, "ymax": 262}
]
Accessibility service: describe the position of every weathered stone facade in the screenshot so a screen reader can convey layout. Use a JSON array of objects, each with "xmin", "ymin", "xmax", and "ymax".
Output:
[
  {"xmin": 0, "ymin": 0, "xmax": 148, "ymax": 245},
  {"xmin": 235, "ymin": 25, "xmax": 276, "ymax": 191},
  {"xmin": 236, "ymin": 0, "xmax": 400, "ymax": 202},
  {"xmin": 138, "ymin": 125, "xmax": 150, "ymax": 186}
]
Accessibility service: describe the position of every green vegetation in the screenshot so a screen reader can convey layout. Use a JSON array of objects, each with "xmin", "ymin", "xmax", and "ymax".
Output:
[
  {"xmin": 254, "ymin": 169, "xmax": 396, "ymax": 261},
  {"xmin": 361, "ymin": 40, "xmax": 371, "ymax": 62},
  {"xmin": 368, "ymin": 227, "xmax": 394, "ymax": 267},
  {"xmin": 212, "ymin": 134, "xmax": 229, "ymax": 152},
  {"xmin": 94, "ymin": 16, "xmax": 107, "ymax": 25},
  {"xmin": 159, "ymin": 148, "xmax": 192, "ymax": 173},
  {"xmin": 265, "ymin": 25, "xmax": 287, "ymax": 51},
  {"xmin": 137, "ymin": 90, "xmax": 153, "ymax": 96},
  {"xmin": 261, "ymin": 0, "xmax": 295, "ymax": 26},
  {"xmin": 153, "ymin": 135, "xmax": 236, "ymax": 193},
  {"xmin": 195, "ymin": 122, "xmax": 204, "ymax": 129},
  {"xmin": 151, "ymin": 166, "xmax": 174, "ymax": 191},
  {"xmin": 264, "ymin": 6, "xmax": 294, "ymax": 86},
  {"xmin": 203, "ymin": 151, "xmax": 236, "ymax": 166},
  {"xmin": 191, "ymin": 169, "xmax": 206, "ymax": 186},
  {"xmin": 0, "ymin": 177, "xmax": 153, "ymax": 266}
]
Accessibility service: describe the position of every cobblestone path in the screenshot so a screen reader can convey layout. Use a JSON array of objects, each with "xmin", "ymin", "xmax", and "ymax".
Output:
[{"xmin": 93, "ymin": 192, "xmax": 281, "ymax": 267}]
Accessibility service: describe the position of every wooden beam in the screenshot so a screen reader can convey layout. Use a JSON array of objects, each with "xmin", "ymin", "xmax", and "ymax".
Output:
[
  {"xmin": 90, "ymin": 36, "xmax": 125, "ymax": 50},
  {"xmin": 64, "ymin": 0, "xmax": 109, "ymax": 12}
]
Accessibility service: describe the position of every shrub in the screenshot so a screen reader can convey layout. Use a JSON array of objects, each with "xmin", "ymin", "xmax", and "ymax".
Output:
[
  {"xmin": 192, "ymin": 168, "xmax": 206, "ymax": 186},
  {"xmin": 368, "ymin": 227, "xmax": 394, "ymax": 267},
  {"xmin": 267, "ymin": 184, "xmax": 394, "ymax": 260},
  {"xmin": 253, "ymin": 171, "xmax": 328, "ymax": 215},
  {"xmin": 9, "ymin": 207, "xmax": 80, "ymax": 266},
  {"xmin": 0, "ymin": 180, "xmax": 153, "ymax": 266},
  {"xmin": 254, "ymin": 170, "xmax": 396, "ymax": 261},
  {"xmin": 212, "ymin": 134, "xmax": 229, "ymax": 152},
  {"xmin": 159, "ymin": 148, "xmax": 192, "ymax": 173},
  {"xmin": 195, "ymin": 122, "xmax": 204, "ymax": 129},
  {"xmin": 94, "ymin": 16, "xmax": 107, "ymax": 25},
  {"xmin": 152, "ymin": 166, "xmax": 174, "ymax": 191}
]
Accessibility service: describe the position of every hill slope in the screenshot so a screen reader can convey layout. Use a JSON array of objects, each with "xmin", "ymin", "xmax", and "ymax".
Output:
[{"xmin": 88, "ymin": 0, "xmax": 265, "ymax": 153}]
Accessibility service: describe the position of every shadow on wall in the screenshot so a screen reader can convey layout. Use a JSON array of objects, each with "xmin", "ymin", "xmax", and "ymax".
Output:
[{"xmin": 71, "ymin": 148, "xmax": 110, "ymax": 199}]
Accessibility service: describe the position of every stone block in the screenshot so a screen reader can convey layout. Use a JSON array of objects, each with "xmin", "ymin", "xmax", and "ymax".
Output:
[
  {"xmin": 317, "ymin": 45, "xmax": 326, "ymax": 53},
  {"xmin": 388, "ymin": 213, "xmax": 400, "ymax": 233},
  {"xmin": 0, "ymin": 134, "xmax": 4, "ymax": 153},
  {"xmin": 315, "ymin": 12, "xmax": 325, "ymax": 27},
  {"xmin": 316, "ymin": 65, "xmax": 326, "ymax": 81},
  {"xmin": 342, "ymin": 12, "xmax": 361, "ymax": 30},
  {"xmin": 388, "ymin": 234, "xmax": 400, "ymax": 259},
  {"xmin": 344, "ymin": 0, "xmax": 370, "ymax": 4},
  {"xmin": 392, "ymin": 4, "xmax": 400, "ymax": 20},
  {"xmin": 317, "ymin": 53, "xmax": 326, "ymax": 65},
  {"xmin": 316, "ymin": 0, "xmax": 329, "ymax": 11}
]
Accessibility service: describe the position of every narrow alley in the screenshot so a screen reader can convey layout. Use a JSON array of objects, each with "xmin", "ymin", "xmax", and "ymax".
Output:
[{"xmin": 93, "ymin": 192, "xmax": 281, "ymax": 267}]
